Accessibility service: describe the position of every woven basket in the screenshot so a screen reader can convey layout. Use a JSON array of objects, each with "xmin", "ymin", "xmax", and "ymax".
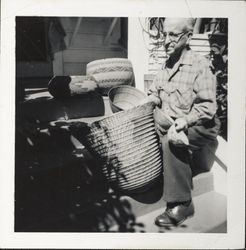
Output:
[
  {"xmin": 83, "ymin": 102, "xmax": 163, "ymax": 192},
  {"xmin": 86, "ymin": 58, "xmax": 135, "ymax": 95},
  {"xmin": 108, "ymin": 85, "xmax": 146, "ymax": 113}
]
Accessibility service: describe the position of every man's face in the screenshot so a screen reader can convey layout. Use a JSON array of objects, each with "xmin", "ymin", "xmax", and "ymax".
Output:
[{"xmin": 162, "ymin": 19, "xmax": 191, "ymax": 57}]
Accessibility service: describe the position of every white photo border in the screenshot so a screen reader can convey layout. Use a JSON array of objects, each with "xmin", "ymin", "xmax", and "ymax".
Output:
[{"xmin": 0, "ymin": 0, "xmax": 245, "ymax": 249}]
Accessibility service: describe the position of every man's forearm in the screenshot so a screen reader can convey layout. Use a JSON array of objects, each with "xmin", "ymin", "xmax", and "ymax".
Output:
[{"xmin": 185, "ymin": 102, "xmax": 216, "ymax": 126}]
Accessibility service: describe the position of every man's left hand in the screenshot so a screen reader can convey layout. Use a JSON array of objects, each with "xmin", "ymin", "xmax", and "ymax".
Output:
[
  {"xmin": 139, "ymin": 95, "xmax": 161, "ymax": 106},
  {"xmin": 174, "ymin": 118, "xmax": 188, "ymax": 132}
]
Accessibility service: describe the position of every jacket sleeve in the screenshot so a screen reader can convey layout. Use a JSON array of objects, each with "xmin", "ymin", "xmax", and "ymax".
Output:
[
  {"xmin": 185, "ymin": 59, "xmax": 217, "ymax": 126},
  {"xmin": 146, "ymin": 72, "xmax": 162, "ymax": 105}
]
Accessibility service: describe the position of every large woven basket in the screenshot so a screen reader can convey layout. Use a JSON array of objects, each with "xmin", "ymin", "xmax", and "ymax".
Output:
[
  {"xmin": 86, "ymin": 58, "xmax": 135, "ymax": 95},
  {"xmin": 82, "ymin": 102, "xmax": 163, "ymax": 192}
]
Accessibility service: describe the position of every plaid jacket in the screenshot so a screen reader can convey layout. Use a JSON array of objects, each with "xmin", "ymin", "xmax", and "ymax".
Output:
[{"xmin": 148, "ymin": 47, "xmax": 217, "ymax": 126}]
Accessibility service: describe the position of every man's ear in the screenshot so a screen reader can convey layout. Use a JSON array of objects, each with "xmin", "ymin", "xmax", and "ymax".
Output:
[{"xmin": 186, "ymin": 31, "xmax": 193, "ymax": 45}]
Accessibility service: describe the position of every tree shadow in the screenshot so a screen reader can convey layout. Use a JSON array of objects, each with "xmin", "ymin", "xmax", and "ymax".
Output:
[
  {"xmin": 18, "ymin": 91, "xmax": 105, "ymax": 123},
  {"xmin": 157, "ymin": 222, "xmax": 188, "ymax": 233},
  {"xmin": 15, "ymin": 119, "xmax": 149, "ymax": 232}
]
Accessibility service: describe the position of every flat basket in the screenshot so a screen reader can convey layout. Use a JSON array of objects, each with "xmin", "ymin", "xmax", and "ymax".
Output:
[{"xmin": 82, "ymin": 102, "xmax": 163, "ymax": 192}]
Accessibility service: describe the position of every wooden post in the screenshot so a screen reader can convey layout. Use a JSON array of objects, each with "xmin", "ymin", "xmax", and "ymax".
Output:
[
  {"xmin": 103, "ymin": 17, "xmax": 118, "ymax": 45},
  {"xmin": 128, "ymin": 17, "xmax": 149, "ymax": 92},
  {"xmin": 69, "ymin": 17, "xmax": 83, "ymax": 47},
  {"xmin": 53, "ymin": 51, "xmax": 64, "ymax": 75},
  {"xmin": 193, "ymin": 18, "xmax": 203, "ymax": 34}
]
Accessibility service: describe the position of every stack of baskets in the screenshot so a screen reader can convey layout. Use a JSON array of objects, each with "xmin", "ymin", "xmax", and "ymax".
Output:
[{"xmin": 82, "ymin": 102, "xmax": 163, "ymax": 192}]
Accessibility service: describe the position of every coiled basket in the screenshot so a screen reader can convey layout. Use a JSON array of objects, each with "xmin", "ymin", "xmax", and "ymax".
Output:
[
  {"xmin": 86, "ymin": 58, "xmax": 135, "ymax": 95},
  {"xmin": 82, "ymin": 102, "xmax": 163, "ymax": 193}
]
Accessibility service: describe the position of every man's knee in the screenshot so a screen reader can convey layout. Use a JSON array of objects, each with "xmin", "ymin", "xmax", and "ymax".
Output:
[
  {"xmin": 160, "ymin": 135, "xmax": 189, "ymax": 164},
  {"xmin": 190, "ymin": 139, "xmax": 218, "ymax": 175}
]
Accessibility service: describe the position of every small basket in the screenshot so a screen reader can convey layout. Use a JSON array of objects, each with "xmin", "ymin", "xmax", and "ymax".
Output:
[
  {"xmin": 108, "ymin": 85, "xmax": 146, "ymax": 113},
  {"xmin": 86, "ymin": 58, "xmax": 135, "ymax": 95},
  {"xmin": 82, "ymin": 102, "xmax": 163, "ymax": 192}
]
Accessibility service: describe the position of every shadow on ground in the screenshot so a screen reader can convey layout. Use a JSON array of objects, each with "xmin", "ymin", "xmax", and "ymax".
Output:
[{"xmin": 15, "ymin": 118, "xmax": 164, "ymax": 232}]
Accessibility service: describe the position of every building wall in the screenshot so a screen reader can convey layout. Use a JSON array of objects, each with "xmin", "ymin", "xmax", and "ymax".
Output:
[
  {"xmin": 128, "ymin": 17, "xmax": 149, "ymax": 92},
  {"xmin": 53, "ymin": 17, "xmax": 127, "ymax": 76},
  {"xmin": 16, "ymin": 17, "xmax": 54, "ymax": 79}
]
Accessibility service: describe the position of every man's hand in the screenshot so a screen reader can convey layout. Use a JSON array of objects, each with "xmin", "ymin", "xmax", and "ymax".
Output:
[
  {"xmin": 139, "ymin": 95, "xmax": 161, "ymax": 106},
  {"xmin": 174, "ymin": 117, "xmax": 188, "ymax": 132},
  {"xmin": 167, "ymin": 124, "xmax": 189, "ymax": 146}
]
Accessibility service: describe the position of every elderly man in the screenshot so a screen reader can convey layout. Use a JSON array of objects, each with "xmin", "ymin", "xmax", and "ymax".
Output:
[{"xmin": 145, "ymin": 18, "xmax": 221, "ymax": 226}]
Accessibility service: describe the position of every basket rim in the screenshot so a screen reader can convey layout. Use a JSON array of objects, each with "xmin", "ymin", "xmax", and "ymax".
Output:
[
  {"xmin": 108, "ymin": 85, "xmax": 146, "ymax": 112},
  {"xmin": 89, "ymin": 102, "xmax": 155, "ymax": 129},
  {"xmin": 108, "ymin": 85, "xmax": 146, "ymax": 97},
  {"xmin": 87, "ymin": 58, "xmax": 133, "ymax": 67}
]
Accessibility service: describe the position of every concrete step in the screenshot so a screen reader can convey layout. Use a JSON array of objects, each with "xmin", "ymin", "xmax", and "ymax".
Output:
[
  {"xmin": 119, "ymin": 171, "xmax": 214, "ymax": 218},
  {"xmin": 111, "ymin": 191, "xmax": 227, "ymax": 233},
  {"xmin": 17, "ymin": 164, "xmax": 217, "ymax": 232}
]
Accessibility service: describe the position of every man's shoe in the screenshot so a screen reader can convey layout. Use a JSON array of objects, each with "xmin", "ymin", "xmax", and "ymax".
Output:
[{"xmin": 155, "ymin": 201, "xmax": 194, "ymax": 227}]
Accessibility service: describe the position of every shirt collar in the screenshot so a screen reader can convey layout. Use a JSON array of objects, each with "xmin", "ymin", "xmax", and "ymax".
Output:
[
  {"xmin": 179, "ymin": 46, "xmax": 194, "ymax": 66},
  {"xmin": 162, "ymin": 46, "xmax": 194, "ymax": 69}
]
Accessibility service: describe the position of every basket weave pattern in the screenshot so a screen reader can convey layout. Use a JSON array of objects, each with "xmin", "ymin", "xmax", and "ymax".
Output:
[
  {"xmin": 87, "ymin": 66, "xmax": 133, "ymax": 75},
  {"xmin": 83, "ymin": 103, "xmax": 163, "ymax": 192},
  {"xmin": 86, "ymin": 58, "xmax": 135, "ymax": 94},
  {"xmin": 86, "ymin": 58, "xmax": 133, "ymax": 74}
]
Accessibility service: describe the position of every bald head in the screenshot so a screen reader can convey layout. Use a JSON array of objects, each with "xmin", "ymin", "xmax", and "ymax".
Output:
[{"xmin": 164, "ymin": 18, "xmax": 196, "ymax": 33}]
